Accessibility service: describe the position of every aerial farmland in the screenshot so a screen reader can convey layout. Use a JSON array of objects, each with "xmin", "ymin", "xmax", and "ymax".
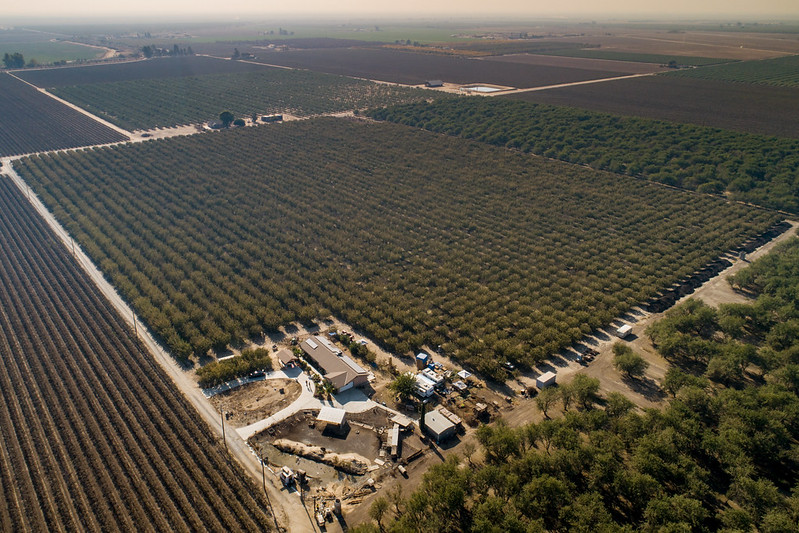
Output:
[{"xmin": 1, "ymin": 13, "xmax": 799, "ymax": 533}]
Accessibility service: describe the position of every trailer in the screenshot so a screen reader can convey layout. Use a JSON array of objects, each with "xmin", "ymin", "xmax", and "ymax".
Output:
[{"xmin": 616, "ymin": 324, "xmax": 633, "ymax": 338}]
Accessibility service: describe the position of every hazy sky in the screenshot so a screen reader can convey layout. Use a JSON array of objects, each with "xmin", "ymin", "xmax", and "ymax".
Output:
[{"xmin": 8, "ymin": 0, "xmax": 798, "ymax": 20}]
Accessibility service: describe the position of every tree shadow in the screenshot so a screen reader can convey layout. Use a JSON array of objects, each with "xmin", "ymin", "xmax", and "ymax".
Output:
[
  {"xmin": 266, "ymin": 330, "xmax": 287, "ymax": 344},
  {"xmin": 593, "ymin": 329, "xmax": 612, "ymax": 342},
  {"xmin": 622, "ymin": 375, "xmax": 666, "ymax": 402}
]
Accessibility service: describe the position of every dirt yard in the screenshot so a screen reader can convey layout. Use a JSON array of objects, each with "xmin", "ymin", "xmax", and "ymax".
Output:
[{"xmin": 208, "ymin": 378, "xmax": 301, "ymax": 427}]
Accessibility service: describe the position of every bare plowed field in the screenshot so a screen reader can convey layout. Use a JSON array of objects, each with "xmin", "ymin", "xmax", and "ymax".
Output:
[
  {"xmin": 15, "ymin": 55, "xmax": 269, "ymax": 88},
  {"xmin": 0, "ymin": 177, "xmax": 272, "ymax": 531},
  {"xmin": 478, "ymin": 53, "xmax": 666, "ymax": 74},
  {"xmin": 552, "ymin": 28, "xmax": 799, "ymax": 60},
  {"xmin": 507, "ymin": 75, "xmax": 799, "ymax": 138},
  {"xmin": 252, "ymin": 47, "xmax": 630, "ymax": 87},
  {"xmin": 0, "ymin": 73, "xmax": 127, "ymax": 156}
]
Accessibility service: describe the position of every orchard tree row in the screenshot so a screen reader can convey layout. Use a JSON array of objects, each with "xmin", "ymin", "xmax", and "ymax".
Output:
[
  {"xmin": 0, "ymin": 178, "xmax": 273, "ymax": 532},
  {"xmin": 15, "ymin": 119, "xmax": 779, "ymax": 379},
  {"xmin": 0, "ymin": 73, "xmax": 128, "ymax": 157},
  {"xmin": 367, "ymin": 97, "xmax": 799, "ymax": 213},
  {"xmin": 356, "ymin": 236, "xmax": 799, "ymax": 533}
]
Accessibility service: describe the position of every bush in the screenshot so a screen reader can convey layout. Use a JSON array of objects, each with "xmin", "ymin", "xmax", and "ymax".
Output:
[{"xmin": 196, "ymin": 347, "xmax": 273, "ymax": 388}]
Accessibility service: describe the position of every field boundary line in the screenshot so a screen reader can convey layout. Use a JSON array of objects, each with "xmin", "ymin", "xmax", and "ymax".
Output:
[
  {"xmin": 0, "ymin": 162, "xmax": 314, "ymax": 532},
  {"xmin": 493, "ymin": 71, "xmax": 659, "ymax": 95},
  {"xmin": 196, "ymin": 54, "xmax": 296, "ymax": 70},
  {"xmin": 7, "ymin": 72, "xmax": 133, "ymax": 139}
]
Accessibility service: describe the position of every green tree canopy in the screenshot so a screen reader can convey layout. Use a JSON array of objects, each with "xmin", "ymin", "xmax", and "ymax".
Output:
[
  {"xmin": 219, "ymin": 111, "xmax": 235, "ymax": 127},
  {"xmin": 388, "ymin": 373, "xmax": 416, "ymax": 402}
]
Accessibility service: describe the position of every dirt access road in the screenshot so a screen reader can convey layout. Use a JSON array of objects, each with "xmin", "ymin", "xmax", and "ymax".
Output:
[{"xmin": 506, "ymin": 220, "xmax": 799, "ymax": 415}]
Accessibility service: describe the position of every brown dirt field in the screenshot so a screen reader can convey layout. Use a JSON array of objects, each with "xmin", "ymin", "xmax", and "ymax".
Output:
[
  {"xmin": 507, "ymin": 74, "xmax": 799, "ymax": 138},
  {"xmin": 251, "ymin": 47, "xmax": 633, "ymax": 88},
  {"xmin": 208, "ymin": 378, "xmax": 301, "ymax": 427},
  {"xmin": 480, "ymin": 53, "xmax": 667, "ymax": 74},
  {"xmin": 556, "ymin": 29, "xmax": 799, "ymax": 60}
]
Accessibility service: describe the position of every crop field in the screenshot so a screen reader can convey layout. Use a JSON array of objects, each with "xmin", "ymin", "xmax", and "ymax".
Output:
[
  {"xmin": 548, "ymin": 28, "xmax": 799, "ymax": 61},
  {"xmin": 251, "ymin": 47, "xmax": 631, "ymax": 87},
  {"xmin": 537, "ymin": 48, "xmax": 735, "ymax": 66},
  {"xmin": 669, "ymin": 54, "xmax": 799, "ymax": 87},
  {"xmin": 368, "ymin": 98, "xmax": 799, "ymax": 213},
  {"xmin": 48, "ymin": 67, "xmax": 432, "ymax": 130},
  {"xmin": 0, "ymin": 74, "xmax": 127, "ymax": 157},
  {"xmin": 0, "ymin": 177, "xmax": 273, "ymax": 531},
  {"xmin": 0, "ymin": 41, "xmax": 103, "ymax": 64},
  {"xmin": 14, "ymin": 119, "xmax": 779, "ymax": 378},
  {"xmin": 478, "ymin": 53, "xmax": 665, "ymax": 74},
  {"xmin": 507, "ymin": 75, "xmax": 799, "ymax": 139},
  {"xmin": 15, "ymin": 55, "xmax": 269, "ymax": 88}
]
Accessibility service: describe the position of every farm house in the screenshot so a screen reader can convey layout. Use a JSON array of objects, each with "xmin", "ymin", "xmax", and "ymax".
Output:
[{"xmin": 300, "ymin": 336, "xmax": 368, "ymax": 391}]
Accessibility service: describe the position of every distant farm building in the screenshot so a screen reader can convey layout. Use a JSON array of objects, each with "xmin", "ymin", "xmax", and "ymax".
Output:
[
  {"xmin": 425, "ymin": 80, "xmax": 444, "ymax": 87},
  {"xmin": 300, "ymin": 335, "xmax": 368, "ymax": 391},
  {"xmin": 424, "ymin": 409, "xmax": 457, "ymax": 443}
]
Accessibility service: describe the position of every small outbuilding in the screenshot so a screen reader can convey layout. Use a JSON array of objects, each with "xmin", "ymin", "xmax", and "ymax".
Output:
[
  {"xmin": 425, "ymin": 80, "xmax": 444, "ymax": 87},
  {"xmin": 276, "ymin": 348, "xmax": 298, "ymax": 369},
  {"xmin": 317, "ymin": 406, "xmax": 347, "ymax": 434},
  {"xmin": 424, "ymin": 409, "xmax": 456, "ymax": 443},
  {"xmin": 416, "ymin": 352, "xmax": 430, "ymax": 370},
  {"xmin": 536, "ymin": 371, "xmax": 557, "ymax": 389},
  {"xmin": 616, "ymin": 324, "xmax": 633, "ymax": 338}
]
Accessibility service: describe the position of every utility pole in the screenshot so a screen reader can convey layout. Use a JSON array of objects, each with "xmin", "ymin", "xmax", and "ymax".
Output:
[
  {"xmin": 258, "ymin": 444, "xmax": 266, "ymax": 494},
  {"xmin": 220, "ymin": 409, "xmax": 227, "ymax": 451}
]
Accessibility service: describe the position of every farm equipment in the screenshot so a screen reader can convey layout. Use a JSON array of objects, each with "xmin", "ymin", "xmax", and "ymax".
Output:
[
  {"xmin": 279, "ymin": 466, "xmax": 295, "ymax": 487},
  {"xmin": 580, "ymin": 349, "xmax": 599, "ymax": 365}
]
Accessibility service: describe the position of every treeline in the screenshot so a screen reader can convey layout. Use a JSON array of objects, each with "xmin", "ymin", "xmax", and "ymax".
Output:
[
  {"xmin": 367, "ymin": 98, "xmax": 799, "ymax": 213},
  {"xmin": 196, "ymin": 348, "xmax": 273, "ymax": 388},
  {"xmin": 141, "ymin": 44, "xmax": 194, "ymax": 58},
  {"xmin": 2, "ymin": 52, "xmax": 25, "ymax": 68},
  {"xmin": 356, "ymin": 236, "xmax": 799, "ymax": 532}
]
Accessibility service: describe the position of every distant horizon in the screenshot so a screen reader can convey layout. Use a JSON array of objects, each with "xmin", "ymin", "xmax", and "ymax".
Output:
[{"xmin": 4, "ymin": 2, "xmax": 799, "ymax": 27}]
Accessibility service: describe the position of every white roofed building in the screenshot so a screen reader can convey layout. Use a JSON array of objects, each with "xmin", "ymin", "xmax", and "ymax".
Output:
[{"xmin": 301, "ymin": 335, "xmax": 368, "ymax": 391}]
